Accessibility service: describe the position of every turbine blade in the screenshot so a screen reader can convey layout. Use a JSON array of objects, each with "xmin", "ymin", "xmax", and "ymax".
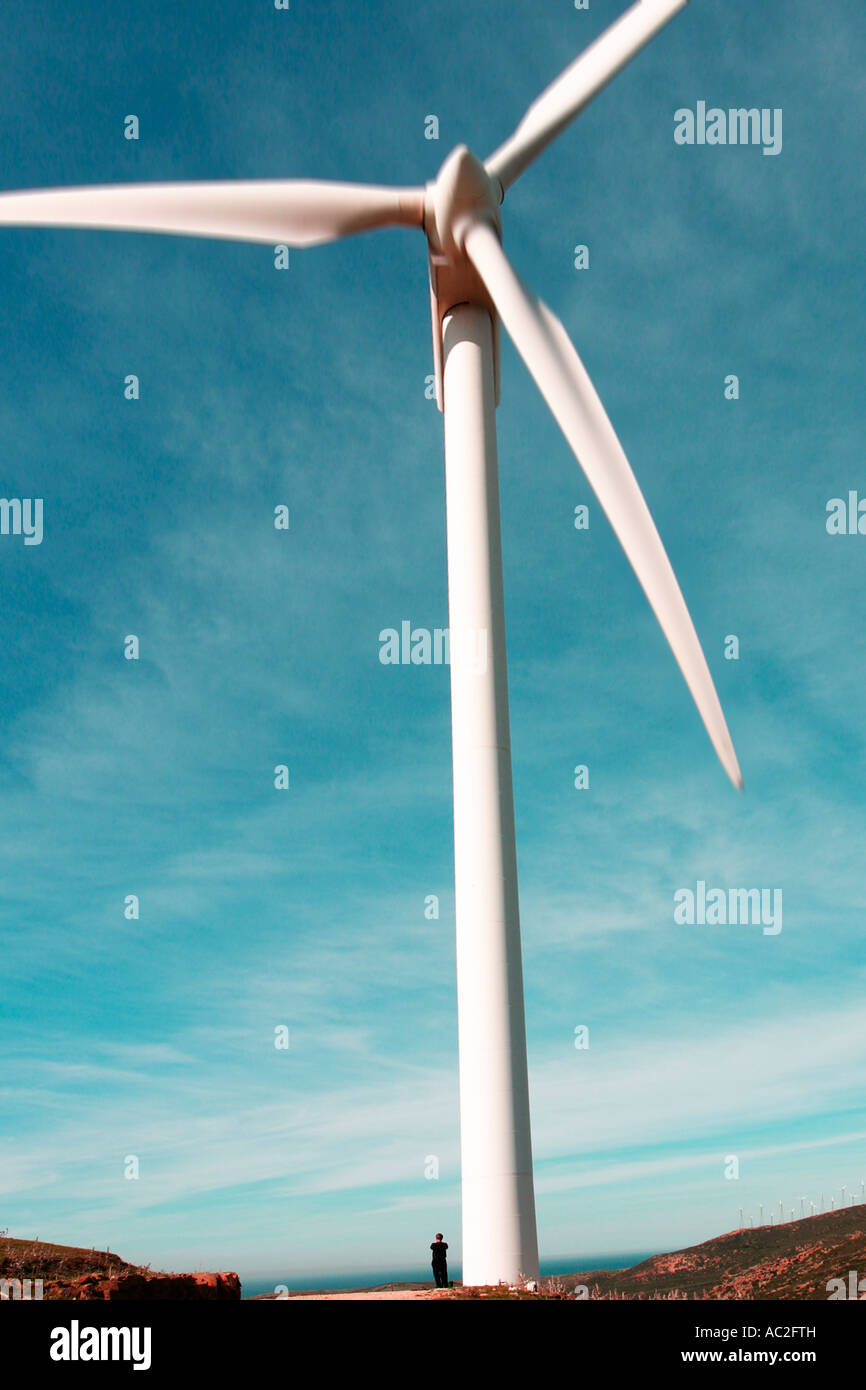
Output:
[
  {"xmin": 463, "ymin": 219, "xmax": 742, "ymax": 790},
  {"xmin": 486, "ymin": 0, "xmax": 689, "ymax": 194},
  {"xmin": 0, "ymin": 179, "xmax": 425, "ymax": 248}
]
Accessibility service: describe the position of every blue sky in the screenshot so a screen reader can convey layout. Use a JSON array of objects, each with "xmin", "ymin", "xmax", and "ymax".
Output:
[{"xmin": 1, "ymin": 0, "xmax": 865, "ymax": 1287}]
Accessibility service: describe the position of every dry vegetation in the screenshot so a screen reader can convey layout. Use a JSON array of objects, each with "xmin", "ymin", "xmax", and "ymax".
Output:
[{"xmin": 0, "ymin": 1232, "xmax": 146, "ymax": 1283}]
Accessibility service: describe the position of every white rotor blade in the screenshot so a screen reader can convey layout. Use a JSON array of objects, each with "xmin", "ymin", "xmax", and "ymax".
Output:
[
  {"xmin": 463, "ymin": 219, "xmax": 742, "ymax": 790},
  {"xmin": 0, "ymin": 179, "xmax": 425, "ymax": 248},
  {"xmin": 486, "ymin": 0, "xmax": 689, "ymax": 193}
]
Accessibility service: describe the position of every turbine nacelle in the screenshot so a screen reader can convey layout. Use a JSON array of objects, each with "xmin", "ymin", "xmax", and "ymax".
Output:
[{"xmin": 425, "ymin": 146, "xmax": 503, "ymax": 411}]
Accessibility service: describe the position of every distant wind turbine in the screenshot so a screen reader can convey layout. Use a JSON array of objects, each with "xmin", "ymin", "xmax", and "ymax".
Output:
[{"xmin": 0, "ymin": 0, "xmax": 739, "ymax": 1285}]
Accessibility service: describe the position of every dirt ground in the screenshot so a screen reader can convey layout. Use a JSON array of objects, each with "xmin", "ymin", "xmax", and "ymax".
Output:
[{"xmin": 285, "ymin": 1288, "xmax": 449, "ymax": 1300}]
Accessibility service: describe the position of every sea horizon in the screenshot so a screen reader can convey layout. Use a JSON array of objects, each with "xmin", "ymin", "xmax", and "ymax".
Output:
[{"xmin": 239, "ymin": 1252, "xmax": 657, "ymax": 1298}]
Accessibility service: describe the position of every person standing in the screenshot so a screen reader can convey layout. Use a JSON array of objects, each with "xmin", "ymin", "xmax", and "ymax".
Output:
[{"xmin": 430, "ymin": 1233, "xmax": 449, "ymax": 1287}]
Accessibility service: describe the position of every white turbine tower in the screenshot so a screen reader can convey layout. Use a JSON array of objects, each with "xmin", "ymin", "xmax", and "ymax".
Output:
[{"xmin": 0, "ymin": 0, "xmax": 741, "ymax": 1286}]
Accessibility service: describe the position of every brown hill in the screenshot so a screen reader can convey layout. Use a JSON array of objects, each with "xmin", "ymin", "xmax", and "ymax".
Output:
[
  {"xmin": 0, "ymin": 1235, "xmax": 239, "ymax": 1300},
  {"xmin": 570, "ymin": 1204, "xmax": 866, "ymax": 1300},
  {"xmin": 0, "ymin": 1235, "xmax": 138, "ymax": 1283}
]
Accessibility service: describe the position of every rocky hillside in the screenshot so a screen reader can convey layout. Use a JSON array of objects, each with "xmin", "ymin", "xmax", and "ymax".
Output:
[
  {"xmin": 572, "ymin": 1204, "xmax": 866, "ymax": 1300},
  {"xmin": 0, "ymin": 1235, "xmax": 239, "ymax": 1300}
]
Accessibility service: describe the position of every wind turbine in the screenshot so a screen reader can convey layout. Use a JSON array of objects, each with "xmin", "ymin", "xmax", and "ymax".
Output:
[{"xmin": 0, "ymin": 0, "xmax": 742, "ymax": 1286}]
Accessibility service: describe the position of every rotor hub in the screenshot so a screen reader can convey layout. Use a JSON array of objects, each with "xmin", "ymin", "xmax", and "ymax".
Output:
[{"xmin": 424, "ymin": 145, "xmax": 502, "ymax": 260}]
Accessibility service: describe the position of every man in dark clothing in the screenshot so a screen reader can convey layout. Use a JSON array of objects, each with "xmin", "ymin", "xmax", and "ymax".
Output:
[{"xmin": 430, "ymin": 1233, "xmax": 449, "ymax": 1287}]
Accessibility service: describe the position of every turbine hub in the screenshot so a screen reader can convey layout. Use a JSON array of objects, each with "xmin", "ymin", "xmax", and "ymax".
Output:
[{"xmin": 424, "ymin": 145, "xmax": 502, "ymax": 260}]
